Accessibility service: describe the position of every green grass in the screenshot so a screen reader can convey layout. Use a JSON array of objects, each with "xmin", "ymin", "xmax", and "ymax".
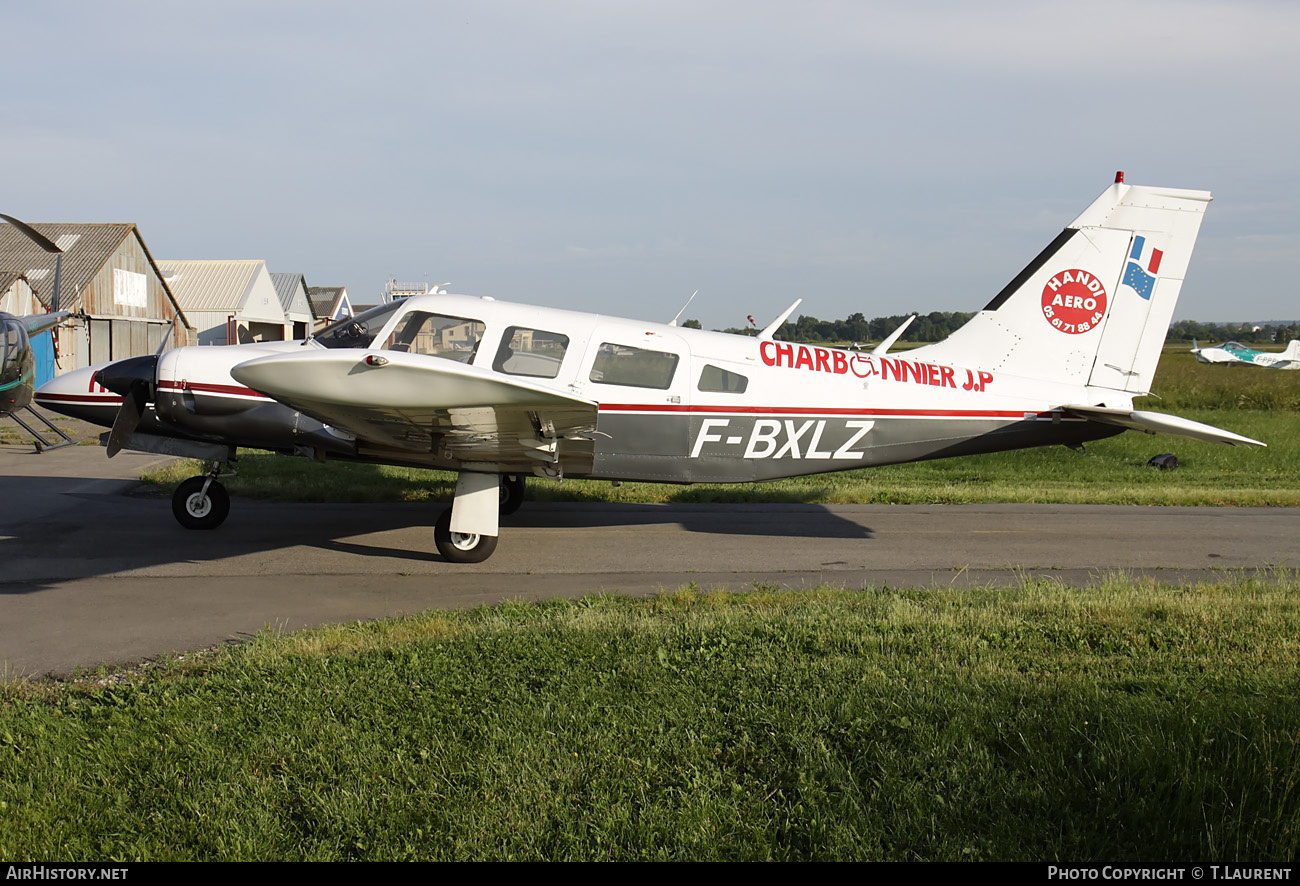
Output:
[
  {"xmin": 2, "ymin": 576, "xmax": 1298, "ymax": 861},
  {"xmin": 1154, "ymin": 344, "xmax": 1300, "ymax": 411},
  {"xmin": 9, "ymin": 347, "xmax": 1300, "ymax": 860}
]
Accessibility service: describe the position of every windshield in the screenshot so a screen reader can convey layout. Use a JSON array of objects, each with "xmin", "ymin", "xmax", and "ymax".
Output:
[
  {"xmin": 311, "ymin": 302, "xmax": 405, "ymax": 350},
  {"xmin": 1, "ymin": 317, "xmax": 27, "ymax": 383},
  {"xmin": 381, "ymin": 311, "xmax": 486, "ymax": 363}
]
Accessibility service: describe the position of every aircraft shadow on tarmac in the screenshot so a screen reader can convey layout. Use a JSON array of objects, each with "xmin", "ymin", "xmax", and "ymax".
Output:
[{"xmin": 0, "ymin": 478, "xmax": 873, "ymax": 593}]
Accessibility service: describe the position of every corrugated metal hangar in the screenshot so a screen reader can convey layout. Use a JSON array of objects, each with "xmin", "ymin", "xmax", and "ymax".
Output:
[{"xmin": 0, "ymin": 223, "xmax": 195, "ymax": 383}]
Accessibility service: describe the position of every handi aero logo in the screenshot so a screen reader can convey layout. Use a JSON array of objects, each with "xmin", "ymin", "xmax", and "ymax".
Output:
[
  {"xmin": 1123, "ymin": 235, "xmax": 1162, "ymax": 300},
  {"xmin": 1041, "ymin": 269, "xmax": 1107, "ymax": 335}
]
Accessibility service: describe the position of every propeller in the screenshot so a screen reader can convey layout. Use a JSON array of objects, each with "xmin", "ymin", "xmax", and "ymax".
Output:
[
  {"xmin": 95, "ymin": 355, "xmax": 158, "ymax": 458},
  {"xmin": 106, "ymin": 381, "xmax": 148, "ymax": 457}
]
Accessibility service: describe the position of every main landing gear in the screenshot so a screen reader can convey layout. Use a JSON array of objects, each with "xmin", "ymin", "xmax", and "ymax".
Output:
[
  {"xmin": 168, "ymin": 462, "xmax": 521, "ymax": 565},
  {"xmin": 499, "ymin": 473, "xmax": 526, "ymax": 516},
  {"xmin": 433, "ymin": 508, "xmax": 498, "ymax": 563},
  {"xmin": 172, "ymin": 463, "xmax": 234, "ymax": 530},
  {"xmin": 433, "ymin": 473, "xmax": 525, "ymax": 564}
]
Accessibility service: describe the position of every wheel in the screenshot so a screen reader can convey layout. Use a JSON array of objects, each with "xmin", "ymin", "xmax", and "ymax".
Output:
[
  {"xmin": 434, "ymin": 508, "xmax": 499, "ymax": 563},
  {"xmin": 499, "ymin": 474, "xmax": 526, "ymax": 516},
  {"xmin": 172, "ymin": 476, "xmax": 230, "ymax": 530}
]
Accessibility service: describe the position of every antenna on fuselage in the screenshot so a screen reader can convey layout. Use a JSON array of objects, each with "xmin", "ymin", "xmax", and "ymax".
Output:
[
  {"xmin": 669, "ymin": 290, "xmax": 699, "ymax": 327},
  {"xmin": 870, "ymin": 314, "xmax": 916, "ymax": 357},
  {"xmin": 759, "ymin": 299, "xmax": 802, "ymax": 340}
]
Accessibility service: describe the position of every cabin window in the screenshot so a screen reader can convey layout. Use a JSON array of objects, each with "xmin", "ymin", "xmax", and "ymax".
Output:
[
  {"xmin": 697, "ymin": 364, "xmax": 748, "ymax": 394},
  {"xmin": 313, "ymin": 301, "xmax": 404, "ymax": 350},
  {"xmin": 589, "ymin": 342, "xmax": 679, "ymax": 389},
  {"xmin": 493, "ymin": 326, "xmax": 569, "ymax": 379},
  {"xmin": 383, "ymin": 311, "xmax": 486, "ymax": 363}
]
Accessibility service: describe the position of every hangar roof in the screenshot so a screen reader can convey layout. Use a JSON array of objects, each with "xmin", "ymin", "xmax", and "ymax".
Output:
[
  {"xmin": 0, "ymin": 222, "xmax": 187, "ymax": 324},
  {"xmin": 157, "ymin": 260, "xmax": 288, "ymax": 326}
]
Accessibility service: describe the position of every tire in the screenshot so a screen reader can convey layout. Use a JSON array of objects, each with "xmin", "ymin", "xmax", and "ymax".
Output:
[
  {"xmin": 172, "ymin": 476, "xmax": 231, "ymax": 530},
  {"xmin": 499, "ymin": 474, "xmax": 526, "ymax": 516},
  {"xmin": 434, "ymin": 508, "xmax": 499, "ymax": 563}
]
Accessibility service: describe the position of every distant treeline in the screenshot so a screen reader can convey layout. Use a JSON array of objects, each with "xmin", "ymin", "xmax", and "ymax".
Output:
[
  {"xmin": 714, "ymin": 311, "xmax": 977, "ymax": 344},
  {"xmin": 698, "ymin": 314, "xmax": 1300, "ymax": 346},
  {"xmin": 1167, "ymin": 320, "xmax": 1300, "ymax": 344}
]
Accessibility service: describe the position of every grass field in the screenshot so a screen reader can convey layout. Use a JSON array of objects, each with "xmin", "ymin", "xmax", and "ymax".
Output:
[{"xmin": 2, "ymin": 576, "xmax": 1298, "ymax": 861}]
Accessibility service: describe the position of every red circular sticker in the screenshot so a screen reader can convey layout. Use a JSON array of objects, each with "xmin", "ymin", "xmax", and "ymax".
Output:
[{"xmin": 1041, "ymin": 269, "xmax": 1106, "ymax": 334}]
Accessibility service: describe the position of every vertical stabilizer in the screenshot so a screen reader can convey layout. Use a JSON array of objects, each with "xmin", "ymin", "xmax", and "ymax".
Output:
[{"xmin": 921, "ymin": 177, "xmax": 1211, "ymax": 394}]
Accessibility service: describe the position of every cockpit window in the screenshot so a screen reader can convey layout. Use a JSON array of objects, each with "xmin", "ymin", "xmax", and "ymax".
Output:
[
  {"xmin": 589, "ymin": 342, "xmax": 679, "ymax": 389},
  {"xmin": 382, "ymin": 311, "xmax": 486, "ymax": 363},
  {"xmin": 2, "ymin": 318, "xmax": 24, "ymax": 368},
  {"xmin": 493, "ymin": 326, "xmax": 569, "ymax": 378},
  {"xmin": 313, "ymin": 302, "xmax": 404, "ymax": 350}
]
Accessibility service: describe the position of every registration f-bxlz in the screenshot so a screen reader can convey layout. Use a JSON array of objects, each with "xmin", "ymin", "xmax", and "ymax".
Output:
[{"xmin": 36, "ymin": 174, "xmax": 1263, "ymax": 563}]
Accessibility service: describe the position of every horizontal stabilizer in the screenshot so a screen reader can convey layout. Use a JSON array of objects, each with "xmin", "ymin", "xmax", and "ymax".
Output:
[{"xmin": 1063, "ymin": 405, "xmax": 1265, "ymax": 447}]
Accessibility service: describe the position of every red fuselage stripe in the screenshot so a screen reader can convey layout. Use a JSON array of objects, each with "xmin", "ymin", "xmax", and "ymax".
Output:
[
  {"xmin": 158, "ymin": 380, "xmax": 270, "ymax": 399},
  {"xmin": 597, "ymin": 403, "xmax": 1041, "ymax": 419},
  {"xmin": 36, "ymin": 390, "xmax": 1061, "ymax": 423},
  {"xmin": 35, "ymin": 392, "xmax": 124, "ymax": 404}
]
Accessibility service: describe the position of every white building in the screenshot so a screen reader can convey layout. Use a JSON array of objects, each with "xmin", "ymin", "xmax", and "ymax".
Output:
[
  {"xmin": 271, "ymin": 272, "xmax": 316, "ymax": 340},
  {"xmin": 158, "ymin": 260, "xmax": 287, "ymax": 345}
]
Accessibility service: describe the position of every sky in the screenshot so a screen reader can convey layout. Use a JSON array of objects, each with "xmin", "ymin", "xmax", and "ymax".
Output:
[{"xmin": 5, "ymin": 1, "xmax": 1298, "ymax": 330}]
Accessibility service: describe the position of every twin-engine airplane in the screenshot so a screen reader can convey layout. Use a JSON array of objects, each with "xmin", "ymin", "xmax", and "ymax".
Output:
[
  {"xmin": 36, "ymin": 173, "xmax": 1264, "ymax": 563},
  {"xmin": 1191, "ymin": 338, "xmax": 1300, "ymax": 369}
]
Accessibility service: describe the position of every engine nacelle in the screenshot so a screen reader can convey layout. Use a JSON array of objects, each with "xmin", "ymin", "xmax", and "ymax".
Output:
[{"xmin": 37, "ymin": 342, "xmax": 358, "ymax": 459}]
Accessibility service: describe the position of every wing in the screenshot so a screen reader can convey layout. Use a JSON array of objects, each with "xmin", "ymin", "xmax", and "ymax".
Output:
[
  {"xmin": 1063, "ymin": 404, "xmax": 1265, "ymax": 447},
  {"xmin": 230, "ymin": 349, "xmax": 599, "ymax": 470}
]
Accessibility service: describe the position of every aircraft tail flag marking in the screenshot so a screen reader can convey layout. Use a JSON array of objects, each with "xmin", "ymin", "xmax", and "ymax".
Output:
[{"xmin": 1122, "ymin": 235, "xmax": 1163, "ymax": 300}]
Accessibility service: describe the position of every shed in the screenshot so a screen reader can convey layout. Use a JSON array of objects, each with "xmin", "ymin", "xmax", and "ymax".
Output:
[
  {"xmin": 271, "ymin": 273, "xmax": 316, "ymax": 340},
  {"xmin": 308, "ymin": 286, "xmax": 352, "ymax": 329},
  {"xmin": 158, "ymin": 260, "xmax": 287, "ymax": 345},
  {"xmin": 0, "ymin": 222, "xmax": 195, "ymax": 376}
]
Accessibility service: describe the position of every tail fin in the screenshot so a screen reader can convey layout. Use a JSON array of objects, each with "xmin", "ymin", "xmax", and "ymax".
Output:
[
  {"xmin": 1283, "ymin": 340, "xmax": 1300, "ymax": 360},
  {"xmin": 921, "ymin": 176, "xmax": 1211, "ymax": 395}
]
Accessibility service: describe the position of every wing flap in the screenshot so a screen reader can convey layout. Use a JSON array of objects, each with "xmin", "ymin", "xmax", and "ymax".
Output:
[{"xmin": 1063, "ymin": 405, "xmax": 1265, "ymax": 448}]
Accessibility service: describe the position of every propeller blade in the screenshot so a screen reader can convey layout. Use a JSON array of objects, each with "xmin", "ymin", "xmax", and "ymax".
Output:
[{"xmin": 106, "ymin": 382, "xmax": 147, "ymax": 458}]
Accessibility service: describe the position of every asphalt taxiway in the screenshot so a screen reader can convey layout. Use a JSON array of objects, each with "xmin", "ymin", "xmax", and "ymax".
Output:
[{"xmin": 3, "ymin": 428, "xmax": 1297, "ymax": 678}]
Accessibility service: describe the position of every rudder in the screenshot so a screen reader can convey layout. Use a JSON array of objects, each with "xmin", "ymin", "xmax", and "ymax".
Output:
[{"xmin": 920, "ymin": 176, "xmax": 1212, "ymax": 395}]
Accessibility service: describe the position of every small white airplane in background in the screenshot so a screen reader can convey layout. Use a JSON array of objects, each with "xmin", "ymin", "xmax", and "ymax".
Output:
[
  {"xmin": 36, "ymin": 173, "xmax": 1264, "ymax": 563},
  {"xmin": 1191, "ymin": 339, "xmax": 1300, "ymax": 369}
]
